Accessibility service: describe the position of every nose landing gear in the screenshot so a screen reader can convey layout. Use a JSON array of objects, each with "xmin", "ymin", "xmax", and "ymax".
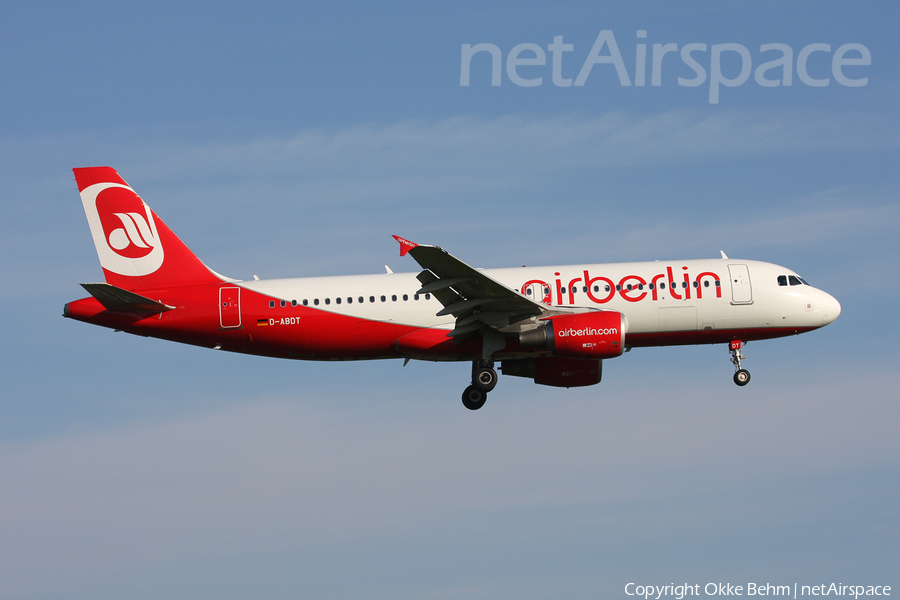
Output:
[
  {"xmin": 730, "ymin": 340, "xmax": 751, "ymax": 386},
  {"xmin": 462, "ymin": 360, "xmax": 497, "ymax": 410}
]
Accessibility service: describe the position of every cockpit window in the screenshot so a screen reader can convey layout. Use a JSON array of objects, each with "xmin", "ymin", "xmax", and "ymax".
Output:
[{"xmin": 779, "ymin": 274, "xmax": 809, "ymax": 286}]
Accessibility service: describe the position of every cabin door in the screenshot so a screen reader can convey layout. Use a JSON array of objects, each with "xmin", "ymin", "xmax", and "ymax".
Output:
[
  {"xmin": 728, "ymin": 265, "xmax": 753, "ymax": 304},
  {"xmin": 219, "ymin": 286, "xmax": 242, "ymax": 328}
]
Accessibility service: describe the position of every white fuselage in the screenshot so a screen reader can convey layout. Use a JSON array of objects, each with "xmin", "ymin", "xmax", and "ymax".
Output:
[{"xmin": 240, "ymin": 258, "xmax": 841, "ymax": 345}]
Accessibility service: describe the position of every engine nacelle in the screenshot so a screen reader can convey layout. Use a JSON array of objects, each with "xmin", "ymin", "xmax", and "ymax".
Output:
[
  {"xmin": 519, "ymin": 311, "xmax": 626, "ymax": 359},
  {"xmin": 501, "ymin": 356, "xmax": 602, "ymax": 388}
]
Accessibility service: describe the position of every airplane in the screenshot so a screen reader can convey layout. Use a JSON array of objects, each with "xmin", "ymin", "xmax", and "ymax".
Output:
[{"xmin": 64, "ymin": 167, "xmax": 842, "ymax": 410}]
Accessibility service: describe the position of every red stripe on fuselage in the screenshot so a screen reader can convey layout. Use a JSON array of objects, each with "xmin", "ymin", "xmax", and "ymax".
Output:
[
  {"xmin": 65, "ymin": 282, "xmax": 815, "ymax": 361},
  {"xmin": 64, "ymin": 284, "xmax": 482, "ymax": 361}
]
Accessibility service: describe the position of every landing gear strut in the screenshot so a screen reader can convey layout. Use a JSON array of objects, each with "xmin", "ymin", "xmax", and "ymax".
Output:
[
  {"xmin": 462, "ymin": 360, "xmax": 497, "ymax": 410},
  {"xmin": 730, "ymin": 340, "xmax": 751, "ymax": 386}
]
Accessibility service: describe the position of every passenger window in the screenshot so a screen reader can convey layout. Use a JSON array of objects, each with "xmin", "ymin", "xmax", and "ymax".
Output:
[
  {"xmin": 303, "ymin": 299, "xmax": 308, "ymax": 306},
  {"xmin": 325, "ymin": 298, "xmax": 331, "ymax": 305},
  {"xmin": 291, "ymin": 299, "xmax": 297, "ymax": 307},
  {"xmin": 280, "ymin": 300, "xmax": 286, "ymax": 307},
  {"xmin": 392, "ymin": 295, "xmax": 397, "ymax": 301},
  {"xmin": 403, "ymin": 294, "xmax": 408, "ymax": 301},
  {"xmin": 380, "ymin": 295, "xmax": 386, "ymax": 302},
  {"xmin": 369, "ymin": 296, "xmax": 375, "ymax": 303},
  {"xmin": 314, "ymin": 299, "xmax": 319, "ymax": 306},
  {"xmin": 425, "ymin": 293, "xmax": 431, "ymax": 300},
  {"xmin": 269, "ymin": 300, "xmax": 275, "ymax": 308}
]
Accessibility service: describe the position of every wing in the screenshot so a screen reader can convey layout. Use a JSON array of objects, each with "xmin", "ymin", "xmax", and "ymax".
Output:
[{"xmin": 392, "ymin": 236, "xmax": 559, "ymax": 345}]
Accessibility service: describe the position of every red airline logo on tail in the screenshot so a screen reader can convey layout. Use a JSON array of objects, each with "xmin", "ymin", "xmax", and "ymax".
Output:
[
  {"xmin": 80, "ymin": 181, "xmax": 164, "ymax": 276},
  {"xmin": 73, "ymin": 167, "xmax": 222, "ymax": 291}
]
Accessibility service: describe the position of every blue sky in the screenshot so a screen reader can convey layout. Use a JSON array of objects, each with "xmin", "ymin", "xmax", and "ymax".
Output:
[{"xmin": 1, "ymin": 2, "xmax": 898, "ymax": 599}]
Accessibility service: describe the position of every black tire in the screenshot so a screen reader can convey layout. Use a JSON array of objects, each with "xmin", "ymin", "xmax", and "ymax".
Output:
[
  {"xmin": 462, "ymin": 385, "xmax": 487, "ymax": 410},
  {"xmin": 734, "ymin": 369, "xmax": 751, "ymax": 386},
  {"xmin": 473, "ymin": 367, "xmax": 498, "ymax": 393}
]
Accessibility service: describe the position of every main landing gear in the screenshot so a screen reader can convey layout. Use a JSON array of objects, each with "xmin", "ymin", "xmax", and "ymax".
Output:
[
  {"xmin": 730, "ymin": 340, "xmax": 751, "ymax": 386},
  {"xmin": 462, "ymin": 360, "xmax": 497, "ymax": 410}
]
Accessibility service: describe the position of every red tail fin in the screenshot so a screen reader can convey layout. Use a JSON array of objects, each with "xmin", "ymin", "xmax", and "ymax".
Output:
[{"xmin": 74, "ymin": 167, "xmax": 222, "ymax": 292}]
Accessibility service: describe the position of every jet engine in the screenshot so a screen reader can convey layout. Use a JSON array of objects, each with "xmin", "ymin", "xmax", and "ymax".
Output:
[{"xmin": 518, "ymin": 311, "xmax": 627, "ymax": 359}]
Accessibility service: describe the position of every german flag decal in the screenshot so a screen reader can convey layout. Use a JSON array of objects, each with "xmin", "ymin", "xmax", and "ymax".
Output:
[{"xmin": 257, "ymin": 319, "xmax": 269, "ymax": 326}]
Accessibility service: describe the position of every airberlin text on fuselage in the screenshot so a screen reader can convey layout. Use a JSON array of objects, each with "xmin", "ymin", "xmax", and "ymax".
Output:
[{"xmin": 521, "ymin": 266, "xmax": 723, "ymax": 306}]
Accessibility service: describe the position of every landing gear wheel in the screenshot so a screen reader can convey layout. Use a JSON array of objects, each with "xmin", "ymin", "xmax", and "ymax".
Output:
[
  {"xmin": 463, "ymin": 360, "xmax": 496, "ymax": 409},
  {"xmin": 733, "ymin": 369, "xmax": 751, "ymax": 386},
  {"xmin": 729, "ymin": 341, "xmax": 751, "ymax": 386},
  {"xmin": 474, "ymin": 367, "xmax": 498, "ymax": 393},
  {"xmin": 462, "ymin": 385, "xmax": 487, "ymax": 410}
]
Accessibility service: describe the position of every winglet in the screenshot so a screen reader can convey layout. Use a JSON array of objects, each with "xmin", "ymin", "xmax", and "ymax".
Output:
[{"xmin": 393, "ymin": 235, "xmax": 418, "ymax": 257}]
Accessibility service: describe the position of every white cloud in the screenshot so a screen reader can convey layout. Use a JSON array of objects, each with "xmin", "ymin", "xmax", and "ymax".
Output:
[
  {"xmin": 5, "ymin": 107, "xmax": 890, "ymax": 281},
  {"xmin": 1, "ymin": 368, "xmax": 896, "ymax": 598},
  {"xmin": 5, "ymin": 108, "xmax": 895, "ymax": 201},
  {"xmin": 110, "ymin": 109, "xmax": 898, "ymax": 201},
  {"xmin": 568, "ymin": 188, "xmax": 900, "ymax": 261}
]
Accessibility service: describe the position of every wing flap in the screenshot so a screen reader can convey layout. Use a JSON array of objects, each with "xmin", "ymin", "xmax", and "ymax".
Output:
[
  {"xmin": 415, "ymin": 269, "xmax": 462, "ymax": 309},
  {"xmin": 416, "ymin": 277, "xmax": 473, "ymax": 294}
]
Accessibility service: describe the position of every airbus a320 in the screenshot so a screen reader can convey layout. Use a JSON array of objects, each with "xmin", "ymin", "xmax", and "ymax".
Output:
[{"xmin": 64, "ymin": 167, "xmax": 841, "ymax": 410}]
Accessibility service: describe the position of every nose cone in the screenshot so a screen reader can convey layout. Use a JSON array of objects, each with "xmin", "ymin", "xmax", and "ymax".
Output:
[{"xmin": 822, "ymin": 292, "xmax": 841, "ymax": 325}]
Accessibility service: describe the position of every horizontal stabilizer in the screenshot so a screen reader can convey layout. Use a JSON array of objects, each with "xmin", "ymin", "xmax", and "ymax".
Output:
[{"xmin": 80, "ymin": 282, "xmax": 175, "ymax": 314}]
